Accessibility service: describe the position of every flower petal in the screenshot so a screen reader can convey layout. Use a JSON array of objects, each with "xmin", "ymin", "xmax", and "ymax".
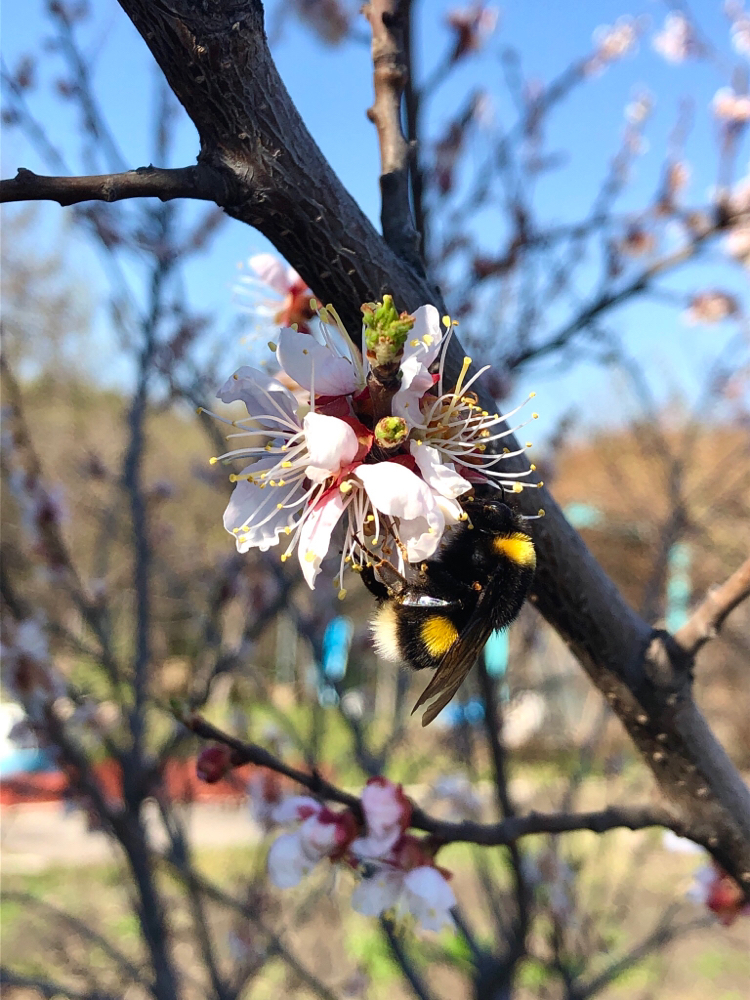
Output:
[
  {"xmin": 355, "ymin": 462, "xmax": 437, "ymax": 523},
  {"xmin": 392, "ymin": 305, "xmax": 443, "ymax": 423},
  {"xmin": 267, "ymin": 832, "xmax": 316, "ymax": 888},
  {"xmin": 249, "ymin": 253, "xmax": 292, "ymax": 295},
  {"xmin": 351, "ymin": 869, "xmax": 404, "ymax": 916},
  {"xmin": 271, "ymin": 796, "xmax": 322, "ymax": 824},
  {"xmin": 297, "ymin": 489, "xmax": 348, "ymax": 588},
  {"xmin": 303, "ymin": 412, "xmax": 359, "ymax": 483},
  {"xmin": 277, "ymin": 327, "xmax": 359, "ymax": 397},
  {"xmin": 223, "ymin": 460, "xmax": 301, "ymax": 553},
  {"xmin": 411, "ymin": 442, "xmax": 472, "ymax": 499},
  {"xmin": 217, "ymin": 366, "xmax": 298, "ymax": 426},
  {"xmin": 403, "ymin": 866, "xmax": 456, "ymax": 931},
  {"xmin": 397, "ymin": 514, "xmax": 445, "ymax": 561}
]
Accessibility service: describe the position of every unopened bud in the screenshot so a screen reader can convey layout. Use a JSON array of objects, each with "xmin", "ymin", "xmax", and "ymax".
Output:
[
  {"xmin": 196, "ymin": 744, "xmax": 233, "ymax": 784},
  {"xmin": 374, "ymin": 415, "xmax": 409, "ymax": 450},
  {"xmin": 361, "ymin": 294, "xmax": 415, "ymax": 367}
]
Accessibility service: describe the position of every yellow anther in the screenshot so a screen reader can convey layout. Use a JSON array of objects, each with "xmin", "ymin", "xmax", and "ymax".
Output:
[
  {"xmin": 503, "ymin": 448, "xmax": 510, "ymax": 454},
  {"xmin": 422, "ymin": 334, "xmax": 433, "ymax": 346},
  {"xmin": 281, "ymin": 461, "xmax": 292, "ymax": 468},
  {"xmin": 280, "ymin": 553, "xmax": 289, "ymax": 561},
  {"xmin": 264, "ymin": 444, "xmax": 273, "ymax": 452},
  {"xmin": 338, "ymin": 589, "xmax": 347, "ymax": 601},
  {"xmin": 526, "ymin": 442, "xmax": 533, "ymax": 448},
  {"xmin": 302, "ymin": 348, "xmax": 309, "ymax": 355},
  {"xmin": 209, "ymin": 457, "xmax": 219, "ymax": 465},
  {"xmin": 530, "ymin": 464, "xmax": 537, "ymax": 472},
  {"xmin": 229, "ymin": 474, "xmax": 238, "ymax": 483},
  {"xmin": 530, "ymin": 391, "xmax": 537, "ymax": 398},
  {"xmin": 366, "ymin": 515, "xmax": 375, "ymax": 523},
  {"xmin": 268, "ymin": 340, "xmax": 277, "ymax": 352},
  {"xmin": 464, "ymin": 355, "xmax": 472, "ymax": 365},
  {"xmin": 410, "ymin": 339, "xmax": 419, "ymax": 348},
  {"xmin": 532, "ymin": 412, "xmax": 539, "ymax": 419},
  {"xmin": 305, "ymin": 551, "xmax": 316, "ymax": 562},
  {"xmin": 512, "ymin": 483, "xmax": 524, "ymax": 493},
  {"xmin": 232, "ymin": 527, "xmax": 240, "ymax": 533},
  {"xmin": 196, "ymin": 406, "xmax": 203, "ymax": 415},
  {"xmin": 277, "ymin": 480, "xmax": 285, "ymax": 486},
  {"xmin": 538, "ymin": 481, "xmax": 544, "ymax": 488},
  {"xmin": 291, "ymin": 323, "xmax": 299, "ymax": 332},
  {"xmin": 442, "ymin": 315, "xmax": 451, "ymax": 328},
  {"xmin": 277, "ymin": 503, "xmax": 284, "ymax": 509},
  {"xmin": 340, "ymin": 481, "xmax": 353, "ymax": 494},
  {"xmin": 538, "ymin": 508, "xmax": 546, "ymax": 517},
  {"xmin": 310, "ymin": 298, "xmax": 318, "ymax": 311},
  {"xmin": 284, "ymin": 527, "xmax": 292, "ymax": 535}
]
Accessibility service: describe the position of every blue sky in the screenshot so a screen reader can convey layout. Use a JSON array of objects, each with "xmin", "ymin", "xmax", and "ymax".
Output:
[{"xmin": 2, "ymin": 0, "xmax": 748, "ymax": 440}]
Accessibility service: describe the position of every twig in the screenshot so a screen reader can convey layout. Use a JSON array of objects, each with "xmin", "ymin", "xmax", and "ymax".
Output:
[
  {"xmin": 184, "ymin": 715, "xmax": 685, "ymax": 846},
  {"xmin": 0, "ymin": 968, "xmax": 118, "ymax": 1000},
  {"xmin": 0, "ymin": 165, "xmax": 218, "ymax": 206},
  {"xmin": 364, "ymin": 0, "xmax": 424, "ymax": 275},
  {"xmin": 674, "ymin": 557, "xmax": 750, "ymax": 657},
  {"xmin": 380, "ymin": 916, "xmax": 434, "ymax": 1000}
]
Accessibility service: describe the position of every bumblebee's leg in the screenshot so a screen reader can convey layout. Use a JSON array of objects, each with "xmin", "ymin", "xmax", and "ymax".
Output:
[
  {"xmin": 359, "ymin": 563, "xmax": 391, "ymax": 601},
  {"xmin": 420, "ymin": 561, "xmax": 480, "ymax": 598}
]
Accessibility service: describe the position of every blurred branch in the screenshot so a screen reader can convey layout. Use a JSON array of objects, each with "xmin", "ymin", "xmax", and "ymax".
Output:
[
  {"xmin": 0, "ymin": 968, "xmax": 118, "ymax": 1000},
  {"xmin": 381, "ymin": 916, "xmax": 434, "ymax": 1000},
  {"xmin": 0, "ymin": 166, "xmax": 219, "ymax": 206},
  {"xmin": 674, "ymin": 557, "xmax": 750, "ymax": 658},
  {"xmin": 185, "ymin": 714, "xmax": 685, "ymax": 846},
  {"xmin": 364, "ymin": 0, "xmax": 424, "ymax": 275}
]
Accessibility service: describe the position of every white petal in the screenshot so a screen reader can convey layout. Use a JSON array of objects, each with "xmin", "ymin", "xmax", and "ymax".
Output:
[
  {"xmin": 355, "ymin": 462, "xmax": 436, "ymax": 522},
  {"xmin": 411, "ymin": 442, "xmax": 472, "ymax": 499},
  {"xmin": 351, "ymin": 870, "xmax": 404, "ymax": 916},
  {"xmin": 407, "ymin": 305, "xmax": 443, "ymax": 370},
  {"xmin": 271, "ymin": 796, "xmax": 322, "ymax": 824},
  {"xmin": 397, "ymin": 513, "xmax": 445, "ymax": 561},
  {"xmin": 297, "ymin": 490, "xmax": 347, "ymax": 588},
  {"xmin": 303, "ymin": 412, "xmax": 359, "ymax": 483},
  {"xmin": 267, "ymin": 832, "xmax": 315, "ymax": 888},
  {"xmin": 277, "ymin": 328, "xmax": 359, "ymax": 397},
  {"xmin": 351, "ymin": 832, "xmax": 401, "ymax": 860},
  {"xmin": 299, "ymin": 814, "xmax": 340, "ymax": 858},
  {"xmin": 223, "ymin": 460, "xmax": 301, "ymax": 552},
  {"xmin": 217, "ymin": 366, "xmax": 298, "ymax": 425},
  {"xmin": 391, "ymin": 305, "xmax": 443, "ymax": 424},
  {"xmin": 403, "ymin": 866, "xmax": 456, "ymax": 931},
  {"xmin": 249, "ymin": 253, "xmax": 291, "ymax": 295}
]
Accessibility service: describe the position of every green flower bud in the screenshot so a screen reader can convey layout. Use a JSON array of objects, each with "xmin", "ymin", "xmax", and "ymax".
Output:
[
  {"xmin": 374, "ymin": 415, "xmax": 409, "ymax": 449},
  {"xmin": 362, "ymin": 295, "xmax": 415, "ymax": 367}
]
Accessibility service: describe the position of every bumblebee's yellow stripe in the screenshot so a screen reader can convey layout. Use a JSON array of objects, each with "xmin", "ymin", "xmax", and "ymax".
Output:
[
  {"xmin": 493, "ymin": 532, "xmax": 536, "ymax": 568},
  {"xmin": 421, "ymin": 615, "xmax": 459, "ymax": 657}
]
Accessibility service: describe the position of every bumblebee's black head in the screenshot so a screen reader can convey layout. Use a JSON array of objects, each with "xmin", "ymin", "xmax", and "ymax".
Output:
[{"xmin": 460, "ymin": 491, "xmax": 520, "ymax": 536}]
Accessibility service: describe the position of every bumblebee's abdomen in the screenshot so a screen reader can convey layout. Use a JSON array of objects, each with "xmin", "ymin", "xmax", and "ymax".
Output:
[
  {"xmin": 492, "ymin": 531, "xmax": 536, "ymax": 569},
  {"xmin": 371, "ymin": 601, "xmax": 467, "ymax": 671}
]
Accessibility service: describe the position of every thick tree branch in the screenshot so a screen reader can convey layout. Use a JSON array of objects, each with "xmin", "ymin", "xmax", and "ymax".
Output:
[
  {"xmin": 0, "ymin": 165, "xmax": 220, "ymax": 206},
  {"xmin": 185, "ymin": 715, "xmax": 684, "ymax": 847},
  {"xmin": 364, "ymin": 0, "xmax": 424, "ymax": 274},
  {"xmin": 674, "ymin": 557, "xmax": 750, "ymax": 658}
]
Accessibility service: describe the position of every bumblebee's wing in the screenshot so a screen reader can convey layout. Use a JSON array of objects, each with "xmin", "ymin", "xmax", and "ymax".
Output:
[{"xmin": 411, "ymin": 586, "xmax": 496, "ymax": 727}]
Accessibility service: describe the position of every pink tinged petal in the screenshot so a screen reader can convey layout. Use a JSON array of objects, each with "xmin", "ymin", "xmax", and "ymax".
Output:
[
  {"xmin": 403, "ymin": 866, "xmax": 456, "ymax": 932},
  {"xmin": 249, "ymin": 253, "xmax": 292, "ymax": 295},
  {"xmin": 299, "ymin": 814, "xmax": 342, "ymax": 858},
  {"xmin": 351, "ymin": 869, "xmax": 404, "ymax": 916},
  {"xmin": 360, "ymin": 778, "xmax": 411, "ymax": 849},
  {"xmin": 267, "ymin": 832, "xmax": 316, "ymax": 888},
  {"xmin": 217, "ymin": 365, "xmax": 297, "ymax": 425},
  {"xmin": 223, "ymin": 460, "xmax": 301, "ymax": 553},
  {"xmin": 303, "ymin": 412, "xmax": 359, "ymax": 483},
  {"xmin": 410, "ymin": 443, "xmax": 472, "ymax": 499},
  {"xmin": 298, "ymin": 489, "xmax": 348, "ymax": 588},
  {"xmin": 277, "ymin": 327, "xmax": 359, "ymax": 397},
  {"xmin": 271, "ymin": 796, "xmax": 322, "ymax": 824}
]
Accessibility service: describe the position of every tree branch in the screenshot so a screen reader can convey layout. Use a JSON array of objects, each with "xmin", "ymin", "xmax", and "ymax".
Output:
[
  {"xmin": 0, "ymin": 165, "xmax": 220, "ymax": 206},
  {"xmin": 674, "ymin": 557, "xmax": 750, "ymax": 658},
  {"xmin": 364, "ymin": 0, "xmax": 424, "ymax": 274},
  {"xmin": 185, "ymin": 715, "xmax": 684, "ymax": 847}
]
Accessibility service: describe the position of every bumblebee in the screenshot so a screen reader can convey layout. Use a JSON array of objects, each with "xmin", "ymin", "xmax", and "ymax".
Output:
[{"xmin": 362, "ymin": 489, "xmax": 536, "ymax": 726}]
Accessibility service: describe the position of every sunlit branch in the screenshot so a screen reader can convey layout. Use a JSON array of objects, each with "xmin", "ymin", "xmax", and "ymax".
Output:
[
  {"xmin": 675, "ymin": 557, "xmax": 750, "ymax": 658},
  {"xmin": 0, "ymin": 165, "xmax": 219, "ymax": 207}
]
